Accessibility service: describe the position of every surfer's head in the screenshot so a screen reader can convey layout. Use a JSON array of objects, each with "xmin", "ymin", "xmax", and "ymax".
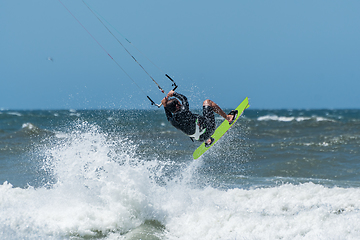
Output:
[{"xmin": 166, "ymin": 98, "xmax": 181, "ymax": 113}]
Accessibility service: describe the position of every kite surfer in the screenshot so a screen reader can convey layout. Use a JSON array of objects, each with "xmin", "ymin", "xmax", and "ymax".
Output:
[{"xmin": 161, "ymin": 90, "xmax": 237, "ymax": 147}]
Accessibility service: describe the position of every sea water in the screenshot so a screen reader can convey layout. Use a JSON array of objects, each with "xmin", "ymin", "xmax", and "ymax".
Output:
[{"xmin": 1, "ymin": 109, "xmax": 360, "ymax": 239}]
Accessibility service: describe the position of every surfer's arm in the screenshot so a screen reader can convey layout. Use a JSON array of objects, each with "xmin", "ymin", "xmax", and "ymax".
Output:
[
  {"xmin": 173, "ymin": 92, "xmax": 189, "ymax": 110},
  {"xmin": 163, "ymin": 105, "xmax": 173, "ymax": 121},
  {"xmin": 164, "ymin": 90, "xmax": 189, "ymax": 110},
  {"xmin": 161, "ymin": 96, "xmax": 173, "ymax": 121},
  {"xmin": 161, "ymin": 96, "xmax": 169, "ymax": 107}
]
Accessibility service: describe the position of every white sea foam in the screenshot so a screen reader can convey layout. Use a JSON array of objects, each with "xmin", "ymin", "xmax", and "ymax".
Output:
[
  {"xmin": 22, "ymin": 122, "xmax": 36, "ymax": 130},
  {"xmin": 257, "ymin": 115, "xmax": 289, "ymax": 121},
  {"xmin": 70, "ymin": 113, "xmax": 81, "ymax": 117},
  {"xmin": 316, "ymin": 116, "xmax": 336, "ymax": 122},
  {"xmin": 257, "ymin": 115, "xmax": 334, "ymax": 123},
  {"xmin": 1, "ymin": 121, "xmax": 360, "ymax": 239},
  {"xmin": 0, "ymin": 121, "xmax": 164, "ymax": 238},
  {"xmin": 7, "ymin": 111, "xmax": 22, "ymax": 117},
  {"xmin": 69, "ymin": 109, "xmax": 81, "ymax": 117}
]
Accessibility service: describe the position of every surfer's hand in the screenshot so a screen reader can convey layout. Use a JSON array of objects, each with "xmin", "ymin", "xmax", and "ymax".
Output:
[
  {"xmin": 167, "ymin": 90, "xmax": 175, "ymax": 98},
  {"xmin": 161, "ymin": 96, "xmax": 168, "ymax": 107}
]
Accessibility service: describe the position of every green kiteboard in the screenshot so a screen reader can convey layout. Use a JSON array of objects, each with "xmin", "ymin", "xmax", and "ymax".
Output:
[{"xmin": 193, "ymin": 97, "xmax": 249, "ymax": 159}]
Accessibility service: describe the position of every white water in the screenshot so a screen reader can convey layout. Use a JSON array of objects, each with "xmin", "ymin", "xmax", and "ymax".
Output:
[
  {"xmin": 257, "ymin": 115, "xmax": 335, "ymax": 122},
  {"xmin": 1, "ymin": 122, "xmax": 360, "ymax": 239}
]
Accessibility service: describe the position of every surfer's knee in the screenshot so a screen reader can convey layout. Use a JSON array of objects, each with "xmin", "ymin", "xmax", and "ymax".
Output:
[{"xmin": 203, "ymin": 99, "xmax": 214, "ymax": 107}]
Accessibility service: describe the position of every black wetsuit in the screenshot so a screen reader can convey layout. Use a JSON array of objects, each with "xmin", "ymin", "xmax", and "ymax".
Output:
[{"xmin": 164, "ymin": 92, "xmax": 216, "ymax": 142}]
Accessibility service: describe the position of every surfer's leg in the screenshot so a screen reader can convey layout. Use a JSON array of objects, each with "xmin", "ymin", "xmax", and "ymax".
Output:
[
  {"xmin": 203, "ymin": 99, "xmax": 234, "ymax": 123},
  {"xmin": 198, "ymin": 106, "xmax": 216, "ymax": 142},
  {"xmin": 202, "ymin": 105, "xmax": 215, "ymax": 146}
]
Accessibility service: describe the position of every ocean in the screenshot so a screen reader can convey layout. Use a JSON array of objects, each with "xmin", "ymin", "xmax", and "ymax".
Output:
[{"xmin": 1, "ymin": 108, "xmax": 360, "ymax": 239}]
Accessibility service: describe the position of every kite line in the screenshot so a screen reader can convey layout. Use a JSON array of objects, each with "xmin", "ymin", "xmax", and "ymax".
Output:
[{"xmin": 58, "ymin": 0, "xmax": 177, "ymax": 107}]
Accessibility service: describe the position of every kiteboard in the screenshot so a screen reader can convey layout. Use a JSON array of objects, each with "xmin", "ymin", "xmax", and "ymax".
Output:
[{"xmin": 193, "ymin": 97, "xmax": 249, "ymax": 159}]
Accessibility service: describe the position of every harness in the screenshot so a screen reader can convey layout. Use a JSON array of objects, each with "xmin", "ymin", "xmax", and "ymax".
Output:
[{"xmin": 188, "ymin": 118, "xmax": 206, "ymax": 141}]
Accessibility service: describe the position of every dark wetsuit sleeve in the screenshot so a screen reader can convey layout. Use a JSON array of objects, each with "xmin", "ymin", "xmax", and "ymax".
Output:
[
  {"xmin": 164, "ymin": 107, "xmax": 173, "ymax": 121},
  {"xmin": 173, "ymin": 92, "xmax": 189, "ymax": 110},
  {"xmin": 164, "ymin": 92, "xmax": 186, "ymax": 122}
]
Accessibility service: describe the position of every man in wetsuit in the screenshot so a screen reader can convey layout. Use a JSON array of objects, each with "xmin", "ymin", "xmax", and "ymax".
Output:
[{"xmin": 161, "ymin": 90, "xmax": 236, "ymax": 147}]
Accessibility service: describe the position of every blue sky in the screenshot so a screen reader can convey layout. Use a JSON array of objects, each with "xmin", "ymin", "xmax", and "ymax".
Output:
[{"xmin": 1, "ymin": 1, "xmax": 359, "ymax": 110}]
